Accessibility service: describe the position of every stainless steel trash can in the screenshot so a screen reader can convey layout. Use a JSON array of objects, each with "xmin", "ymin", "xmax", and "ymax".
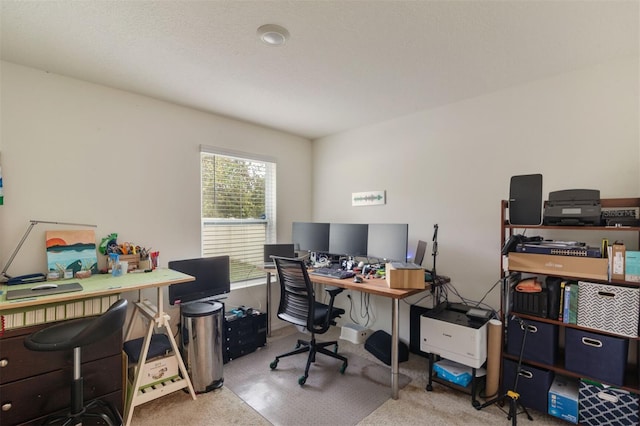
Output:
[{"xmin": 180, "ymin": 301, "xmax": 224, "ymax": 392}]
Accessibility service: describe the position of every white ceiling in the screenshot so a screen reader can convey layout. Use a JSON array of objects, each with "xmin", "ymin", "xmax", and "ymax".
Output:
[{"xmin": 1, "ymin": 1, "xmax": 638, "ymax": 140}]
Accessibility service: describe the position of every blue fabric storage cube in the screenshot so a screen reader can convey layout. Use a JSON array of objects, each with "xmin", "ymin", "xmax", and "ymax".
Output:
[
  {"xmin": 507, "ymin": 318, "xmax": 558, "ymax": 365},
  {"xmin": 565, "ymin": 328, "xmax": 628, "ymax": 387},
  {"xmin": 502, "ymin": 359, "xmax": 554, "ymax": 414},
  {"xmin": 578, "ymin": 379, "xmax": 639, "ymax": 426}
]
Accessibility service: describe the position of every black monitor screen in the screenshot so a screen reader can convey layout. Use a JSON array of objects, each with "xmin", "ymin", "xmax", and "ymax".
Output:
[
  {"xmin": 168, "ymin": 255, "xmax": 230, "ymax": 305},
  {"xmin": 329, "ymin": 223, "xmax": 369, "ymax": 256},
  {"xmin": 292, "ymin": 222, "xmax": 330, "ymax": 252},
  {"xmin": 367, "ymin": 223, "xmax": 408, "ymax": 262}
]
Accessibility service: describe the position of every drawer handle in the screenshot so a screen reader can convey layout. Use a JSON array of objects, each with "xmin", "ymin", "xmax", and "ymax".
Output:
[
  {"xmin": 597, "ymin": 392, "xmax": 619, "ymax": 404},
  {"xmin": 518, "ymin": 370, "xmax": 533, "ymax": 379},
  {"xmin": 597, "ymin": 291, "xmax": 615, "ymax": 298},
  {"xmin": 1, "ymin": 402, "xmax": 11, "ymax": 412},
  {"xmin": 521, "ymin": 324, "xmax": 537, "ymax": 333},
  {"xmin": 582, "ymin": 337, "xmax": 602, "ymax": 347},
  {"xmin": 0, "ymin": 358, "xmax": 7, "ymax": 368}
]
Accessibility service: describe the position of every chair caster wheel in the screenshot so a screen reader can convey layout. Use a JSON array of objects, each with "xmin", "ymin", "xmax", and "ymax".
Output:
[
  {"xmin": 298, "ymin": 375, "xmax": 307, "ymax": 385},
  {"xmin": 472, "ymin": 400, "xmax": 480, "ymax": 408},
  {"xmin": 270, "ymin": 360, "xmax": 278, "ymax": 369},
  {"xmin": 340, "ymin": 362, "xmax": 348, "ymax": 374},
  {"xmin": 426, "ymin": 384, "xmax": 433, "ymax": 391}
]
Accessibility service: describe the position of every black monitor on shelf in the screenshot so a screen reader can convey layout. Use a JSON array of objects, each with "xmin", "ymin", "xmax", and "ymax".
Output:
[
  {"xmin": 329, "ymin": 223, "xmax": 369, "ymax": 257},
  {"xmin": 168, "ymin": 255, "xmax": 230, "ymax": 305},
  {"xmin": 292, "ymin": 222, "xmax": 330, "ymax": 252},
  {"xmin": 367, "ymin": 223, "xmax": 409, "ymax": 262}
]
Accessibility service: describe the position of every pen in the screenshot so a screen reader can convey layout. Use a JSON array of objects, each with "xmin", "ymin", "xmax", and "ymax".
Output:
[{"xmin": 108, "ymin": 286, "xmax": 122, "ymax": 290}]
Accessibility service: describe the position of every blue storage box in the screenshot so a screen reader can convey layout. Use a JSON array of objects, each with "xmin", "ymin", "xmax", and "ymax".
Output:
[
  {"xmin": 433, "ymin": 359, "xmax": 473, "ymax": 387},
  {"xmin": 548, "ymin": 375, "xmax": 579, "ymax": 424},
  {"xmin": 502, "ymin": 359, "xmax": 554, "ymax": 414},
  {"xmin": 507, "ymin": 318, "xmax": 558, "ymax": 365},
  {"xmin": 565, "ymin": 328, "xmax": 628, "ymax": 387},
  {"xmin": 579, "ymin": 379, "xmax": 639, "ymax": 426}
]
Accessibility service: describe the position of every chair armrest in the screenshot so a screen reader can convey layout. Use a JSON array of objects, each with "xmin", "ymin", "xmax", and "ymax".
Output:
[{"xmin": 324, "ymin": 286, "xmax": 344, "ymax": 298}]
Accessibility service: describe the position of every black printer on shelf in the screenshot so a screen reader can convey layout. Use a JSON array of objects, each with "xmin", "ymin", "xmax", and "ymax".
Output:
[{"xmin": 543, "ymin": 189, "xmax": 601, "ymax": 226}]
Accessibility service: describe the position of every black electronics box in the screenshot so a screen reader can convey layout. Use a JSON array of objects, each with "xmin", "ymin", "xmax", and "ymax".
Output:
[
  {"xmin": 410, "ymin": 304, "xmax": 430, "ymax": 357},
  {"xmin": 511, "ymin": 277, "xmax": 562, "ymax": 319},
  {"xmin": 223, "ymin": 311, "xmax": 267, "ymax": 363}
]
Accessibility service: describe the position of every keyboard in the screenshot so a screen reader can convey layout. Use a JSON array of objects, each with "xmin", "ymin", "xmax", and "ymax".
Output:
[{"xmin": 309, "ymin": 268, "xmax": 356, "ymax": 280}]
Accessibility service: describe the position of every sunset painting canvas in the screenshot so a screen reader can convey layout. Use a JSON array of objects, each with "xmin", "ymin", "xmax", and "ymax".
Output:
[{"xmin": 46, "ymin": 230, "xmax": 98, "ymax": 274}]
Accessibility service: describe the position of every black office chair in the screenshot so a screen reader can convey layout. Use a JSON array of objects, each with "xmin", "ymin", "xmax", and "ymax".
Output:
[
  {"xmin": 24, "ymin": 299, "xmax": 128, "ymax": 425},
  {"xmin": 269, "ymin": 256, "xmax": 348, "ymax": 385}
]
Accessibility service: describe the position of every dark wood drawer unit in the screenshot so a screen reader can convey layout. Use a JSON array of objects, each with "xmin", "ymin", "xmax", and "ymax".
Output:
[{"xmin": 0, "ymin": 321, "xmax": 123, "ymax": 425}]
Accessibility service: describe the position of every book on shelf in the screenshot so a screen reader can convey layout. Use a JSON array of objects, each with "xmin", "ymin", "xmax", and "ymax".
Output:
[
  {"xmin": 563, "ymin": 284, "xmax": 571, "ymax": 324},
  {"xmin": 568, "ymin": 283, "xmax": 579, "ymax": 324},
  {"xmin": 558, "ymin": 281, "xmax": 566, "ymax": 322}
]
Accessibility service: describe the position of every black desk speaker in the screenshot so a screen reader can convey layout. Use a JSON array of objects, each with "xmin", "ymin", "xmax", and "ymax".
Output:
[{"xmin": 509, "ymin": 174, "xmax": 543, "ymax": 226}]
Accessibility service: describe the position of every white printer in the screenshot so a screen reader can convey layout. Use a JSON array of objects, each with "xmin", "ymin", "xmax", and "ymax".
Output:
[{"xmin": 420, "ymin": 304, "xmax": 489, "ymax": 369}]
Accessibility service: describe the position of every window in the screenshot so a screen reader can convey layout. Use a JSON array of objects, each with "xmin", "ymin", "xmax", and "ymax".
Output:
[{"xmin": 200, "ymin": 146, "xmax": 276, "ymax": 285}]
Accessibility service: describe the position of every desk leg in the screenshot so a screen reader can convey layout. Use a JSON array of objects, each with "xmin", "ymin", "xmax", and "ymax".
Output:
[
  {"xmin": 391, "ymin": 298, "xmax": 399, "ymax": 399},
  {"xmin": 266, "ymin": 271, "xmax": 272, "ymax": 337}
]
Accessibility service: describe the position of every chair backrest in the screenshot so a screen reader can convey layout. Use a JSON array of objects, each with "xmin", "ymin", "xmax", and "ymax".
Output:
[{"xmin": 272, "ymin": 256, "xmax": 315, "ymax": 330}]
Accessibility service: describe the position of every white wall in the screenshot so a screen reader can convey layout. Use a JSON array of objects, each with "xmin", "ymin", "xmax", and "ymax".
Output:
[
  {"xmin": 0, "ymin": 61, "xmax": 313, "ymax": 331},
  {"xmin": 313, "ymin": 57, "xmax": 640, "ymax": 342}
]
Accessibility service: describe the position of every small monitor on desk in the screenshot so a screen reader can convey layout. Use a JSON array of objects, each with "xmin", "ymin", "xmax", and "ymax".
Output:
[
  {"xmin": 263, "ymin": 244, "xmax": 295, "ymax": 267},
  {"xmin": 168, "ymin": 255, "xmax": 230, "ymax": 305}
]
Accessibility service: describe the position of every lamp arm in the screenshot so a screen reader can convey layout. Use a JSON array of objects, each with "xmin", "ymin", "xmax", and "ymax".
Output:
[
  {"xmin": 1, "ymin": 220, "xmax": 97, "ymax": 281},
  {"xmin": 1, "ymin": 221, "xmax": 39, "ymax": 279}
]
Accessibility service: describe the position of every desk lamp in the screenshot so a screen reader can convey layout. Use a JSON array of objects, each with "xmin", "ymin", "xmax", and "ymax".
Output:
[{"xmin": 1, "ymin": 220, "xmax": 97, "ymax": 284}]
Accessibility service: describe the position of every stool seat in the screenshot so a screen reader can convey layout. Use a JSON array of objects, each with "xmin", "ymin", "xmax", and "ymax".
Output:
[
  {"xmin": 24, "ymin": 299, "xmax": 128, "ymax": 426},
  {"xmin": 25, "ymin": 299, "xmax": 127, "ymax": 352}
]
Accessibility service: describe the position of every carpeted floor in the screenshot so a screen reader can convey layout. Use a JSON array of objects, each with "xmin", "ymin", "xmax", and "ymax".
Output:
[{"xmin": 131, "ymin": 326, "xmax": 567, "ymax": 425}]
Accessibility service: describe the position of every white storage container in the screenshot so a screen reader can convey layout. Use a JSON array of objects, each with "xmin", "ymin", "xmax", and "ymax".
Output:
[{"xmin": 576, "ymin": 281, "xmax": 639, "ymax": 337}]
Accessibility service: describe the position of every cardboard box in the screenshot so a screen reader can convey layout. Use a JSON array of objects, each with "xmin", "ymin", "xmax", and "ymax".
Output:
[
  {"xmin": 129, "ymin": 355, "xmax": 179, "ymax": 389},
  {"xmin": 611, "ymin": 243, "xmax": 626, "ymax": 280},
  {"xmin": 385, "ymin": 262, "xmax": 425, "ymax": 289},
  {"xmin": 507, "ymin": 253, "xmax": 608, "ymax": 281},
  {"xmin": 548, "ymin": 375, "xmax": 579, "ymax": 424},
  {"xmin": 625, "ymin": 250, "xmax": 640, "ymax": 282}
]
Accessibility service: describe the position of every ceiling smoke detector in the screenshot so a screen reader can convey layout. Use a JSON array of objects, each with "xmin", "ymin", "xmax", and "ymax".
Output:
[{"xmin": 257, "ymin": 24, "xmax": 289, "ymax": 46}]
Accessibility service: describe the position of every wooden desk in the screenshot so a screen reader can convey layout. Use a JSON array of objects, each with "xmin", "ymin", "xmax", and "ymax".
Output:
[{"xmin": 264, "ymin": 267, "xmax": 427, "ymax": 399}]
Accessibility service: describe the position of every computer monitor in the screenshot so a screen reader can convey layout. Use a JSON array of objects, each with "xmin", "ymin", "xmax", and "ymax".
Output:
[
  {"xmin": 168, "ymin": 255, "xmax": 230, "ymax": 305},
  {"xmin": 366, "ymin": 223, "xmax": 409, "ymax": 262},
  {"xmin": 292, "ymin": 222, "xmax": 330, "ymax": 252},
  {"xmin": 328, "ymin": 223, "xmax": 369, "ymax": 256},
  {"xmin": 413, "ymin": 240, "xmax": 428, "ymax": 266},
  {"xmin": 263, "ymin": 244, "xmax": 295, "ymax": 265}
]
